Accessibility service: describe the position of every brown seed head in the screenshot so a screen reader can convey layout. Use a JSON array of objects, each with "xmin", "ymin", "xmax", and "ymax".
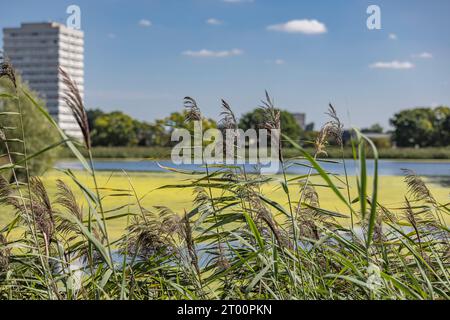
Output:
[{"xmin": 60, "ymin": 67, "xmax": 91, "ymax": 149}]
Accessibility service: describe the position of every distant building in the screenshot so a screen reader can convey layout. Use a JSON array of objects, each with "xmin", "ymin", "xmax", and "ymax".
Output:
[
  {"xmin": 3, "ymin": 22, "xmax": 84, "ymax": 139},
  {"xmin": 342, "ymin": 129, "xmax": 393, "ymax": 147},
  {"xmin": 292, "ymin": 113, "xmax": 306, "ymax": 130}
]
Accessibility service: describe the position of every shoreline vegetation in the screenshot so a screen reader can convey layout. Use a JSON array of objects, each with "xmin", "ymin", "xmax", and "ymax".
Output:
[{"xmin": 59, "ymin": 146, "xmax": 450, "ymax": 160}]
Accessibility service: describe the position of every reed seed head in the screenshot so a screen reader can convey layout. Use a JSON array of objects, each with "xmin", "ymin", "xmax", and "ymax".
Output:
[
  {"xmin": 0, "ymin": 55, "xmax": 17, "ymax": 88},
  {"xmin": 0, "ymin": 233, "xmax": 10, "ymax": 272},
  {"xmin": 219, "ymin": 99, "xmax": 238, "ymax": 130},
  {"xmin": 184, "ymin": 97, "xmax": 202, "ymax": 122},
  {"xmin": 60, "ymin": 67, "xmax": 91, "ymax": 149},
  {"xmin": 260, "ymin": 91, "xmax": 280, "ymax": 131},
  {"xmin": 402, "ymin": 169, "xmax": 437, "ymax": 206},
  {"xmin": 315, "ymin": 104, "xmax": 344, "ymax": 156}
]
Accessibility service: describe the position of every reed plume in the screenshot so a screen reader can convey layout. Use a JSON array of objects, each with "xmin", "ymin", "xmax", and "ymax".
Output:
[
  {"xmin": 59, "ymin": 67, "xmax": 90, "ymax": 149},
  {"xmin": 29, "ymin": 178, "xmax": 55, "ymax": 247},
  {"xmin": 182, "ymin": 212, "xmax": 201, "ymax": 277},
  {"xmin": 0, "ymin": 176, "xmax": 55, "ymax": 247},
  {"xmin": 296, "ymin": 184, "xmax": 321, "ymax": 240},
  {"xmin": 373, "ymin": 214, "xmax": 384, "ymax": 244},
  {"xmin": 124, "ymin": 207, "xmax": 182, "ymax": 259},
  {"xmin": 0, "ymin": 129, "xmax": 6, "ymax": 142},
  {"xmin": 0, "ymin": 55, "xmax": 16, "ymax": 88},
  {"xmin": 315, "ymin": 104, "xmax": 343, "ymax": 156},
  {"xmin": 260, "ymin": 91, "xmax": 280, "ymax": 131},
  {"xmin": 248, "ymin": 191, "xmax": 291, "ymax": 249},
  {"xmin": 219, "ymin": 99, "xmax": 238, "ymax": 160},
  {"xmin": 220, "ymin": 99, "xmax": 238, "ymax": 130},
  {"xmin": 184, "ymin": 97, "xmax": 202, "ymax": 122},
  {"xmin": 0, "ymin": 233, "xmax": 10, "ymax": 272},
  {"xmin": 0, "ymin": 174, "xmax": 10, "ymax": 199},
  {"xmin": 260, "ymin": 91, "xmax": 282, "ymax": 164},
  {"xmin": 54, "ymin": 180, "xmax": 84, "ymax": 236},
  {"xmin": 402, "ymin": 169, "xmax": 437, "ymax": 206}
]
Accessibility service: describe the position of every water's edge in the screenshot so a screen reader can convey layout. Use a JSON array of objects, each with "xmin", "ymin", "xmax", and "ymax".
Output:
[{"xmin": 56, "ymin": 159, "xmax": 450, "ymax": 177}]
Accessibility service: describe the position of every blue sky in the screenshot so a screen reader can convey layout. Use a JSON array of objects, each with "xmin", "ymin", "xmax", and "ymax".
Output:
[{"xmin": 1, "ymin": 0, "xmax": 450, "ymax": 129}]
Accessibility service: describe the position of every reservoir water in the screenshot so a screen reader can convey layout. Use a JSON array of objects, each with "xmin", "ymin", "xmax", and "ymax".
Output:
[{"xmin": 57, "ymin": 159, "xmax": 450, "ymax": 177}]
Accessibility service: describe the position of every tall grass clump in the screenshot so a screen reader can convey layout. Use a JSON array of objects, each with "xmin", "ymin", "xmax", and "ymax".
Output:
[{"xmin": 0, "ymin": 58, "xmax": 449, "ymax": 300}]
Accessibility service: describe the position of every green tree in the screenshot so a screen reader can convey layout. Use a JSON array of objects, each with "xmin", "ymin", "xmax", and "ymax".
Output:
[
  {"xmin": 390, "ymin": 107, "xmax": 450, "ymax": 147},
  {"xmin": 86, "ymin": 108, "xmax": 105, "ymax": 132},
  {"xmin": 362, "ymin": 123, "xmax": 384, "ymax": 133},
  {"xmin": 152, "ymin": 119, "xmax": 171, "ymax": 147},
  {"xmin": 239, "ymin": 108, "xmax": 302, "ymax": 146},
  {"xmin": 441, "ymin": 113, "xmax": 450, "ymax": 146},
  {"xmin": 432, "ymin": 106, "xmax": 450, "ymax": 146},
  {"xmin": 164, "ymin": 110, "xmax": 217, "ymax": 146},
  {"xmin": 165, "ymin": 110, "xmax": 217, "ymax": 132},
  {"xmin": 135, "ymin": 121, "xmax": 159, "ymax": 146},
  {"xmin": 0, "ymin": 77, "xmax": 60, "ymax": 179},
  {"xmin": 91, "ymin": 111, "xmax": 138, "ymax": 146}
]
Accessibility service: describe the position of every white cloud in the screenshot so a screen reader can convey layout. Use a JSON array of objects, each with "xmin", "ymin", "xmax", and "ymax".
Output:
[
  {"xmin": 182, "ymin": 49, "xmax": 243, "ymax": 58},
  {"xmin": 107, "ymin": 33, "xmax": 116, "ymax": 39},
  {"xmin": 369, "ymin": 60, "xmax": 415, "ymax": 70},
  {"xmin": 206, "ymin": 18, "xmax": 223, "ymax": 26},
  {"xmin": 138, "ymin": 19, "xmax": 152, "ymax": 27},
  {"xmin": 413, "ymin": 52, "xmax": 433, "ymax": 59},
  {"xmin": 267, "ymin": 19, "xmax": 327, "ymax": 35},
  {"xmin": 274, "ymin": 59, "xmax": 285, "ymax": 65},
  {"xmin": 388, "ymin": 33, "xmax": 397, "ymax": 40}
]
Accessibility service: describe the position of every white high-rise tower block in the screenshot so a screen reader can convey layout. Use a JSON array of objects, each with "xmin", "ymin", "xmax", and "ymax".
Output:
[{"xmin": 3, "ymin": 22, "xmax": 84, "ymax": 139}]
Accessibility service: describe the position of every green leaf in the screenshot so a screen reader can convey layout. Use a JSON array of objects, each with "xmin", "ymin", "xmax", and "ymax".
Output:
[
  {"xmin": 0, "ymin": 93, "xmax": 18, "ymax": 100},
  {"xmin": 59, "ymin": 211, "xmax": 113, "ymax": 269},
  {"xmin": 380, "ymin": 272, "xmax": 422, "ymax": 300},
  {"xmin": 243, "ymin": 211, "xmax": 264, "ymax": 249},
  {"xmin": 358, "ymin": 138, "xmax": 367, "ymax": 219},
  {"xmin": 245, "ymin": 263, "xmax": 271, "ymax": 293},
  {"xmin": 283, "ymin": 134, "xmax": 353, "ymax": 213},
  {"xmin": 259, "ymin": 194, "xmax": 290, "ymax": 218},
  {"xmin": 354, "ymin": 129, "xmax": 379, "ymax": 249}
]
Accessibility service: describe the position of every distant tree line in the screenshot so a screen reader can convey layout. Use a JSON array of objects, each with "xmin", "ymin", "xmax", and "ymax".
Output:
[
  {"xmin": 390, "ymin": 106, "xmax": 450, "ymax": 147},
  {"xmin": 86, "ymin": 107, "xmax": 316, "ymax": 148},
  {"xmin": 87, "ymin": 109, "xmax": 217, "ymax": 147},
  {"xmin": 86, "ymin": 105, "xmax": 450, "ymax": 149}
]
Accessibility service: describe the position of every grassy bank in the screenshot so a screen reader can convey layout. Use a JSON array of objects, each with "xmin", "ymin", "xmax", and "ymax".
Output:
[{"xmin": 59, "ymin": 146, "xmax": 450, "ymax": 160}]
